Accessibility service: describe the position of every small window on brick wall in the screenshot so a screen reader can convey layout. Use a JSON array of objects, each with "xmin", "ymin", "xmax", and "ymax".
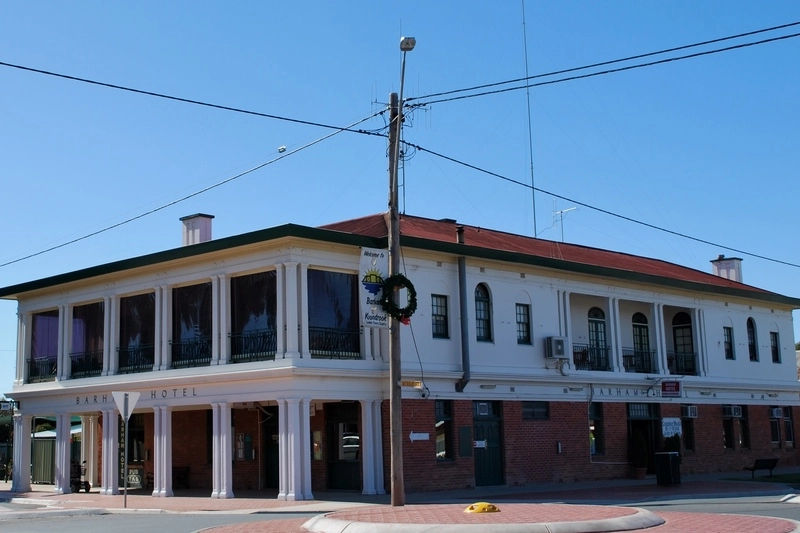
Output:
[
  {"xmin": 435, "ymin": 400, "xmax": 454, "ymax": 460},
  {"xmin": 522, "ymin": 401, "xmax": 548, "ymax": 420}
]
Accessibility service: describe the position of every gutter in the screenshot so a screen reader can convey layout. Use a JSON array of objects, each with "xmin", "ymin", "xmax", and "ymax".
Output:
[{"xmin": 455, "ymin": 225, "xmax": 471, "ymax": 392}]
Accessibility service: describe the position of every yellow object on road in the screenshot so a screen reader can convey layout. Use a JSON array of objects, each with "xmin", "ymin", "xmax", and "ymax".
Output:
[{"xmin": 464, "ymin": 502, "xmax": 500, "ymax": 513}]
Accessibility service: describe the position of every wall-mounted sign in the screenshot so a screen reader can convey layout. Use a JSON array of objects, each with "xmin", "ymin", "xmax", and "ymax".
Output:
[
  {"xmin": 409, "ymin": 432, "xmax": 430, "ymax": 442},
  {"xmin": 473, "ymin": 440, "xmax": 487, "ymax": 449},
  {"xmin": 662, "ymin": 417, "xmax": 682, "ymax": 437},
  {"xmin": 661, "ymin": 381, "xmax": 682, "ymax": 398}
]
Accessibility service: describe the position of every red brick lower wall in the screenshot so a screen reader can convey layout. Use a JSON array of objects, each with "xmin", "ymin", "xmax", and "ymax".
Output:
[{"xmin": 380, "ymin": 399, "xmax": 800, "ymax": 493}]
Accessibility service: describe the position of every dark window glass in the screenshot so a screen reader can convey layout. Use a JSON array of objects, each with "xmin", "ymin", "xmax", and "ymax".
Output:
[
  {"xmin": 230, "ymin": 271, "xmax": 277, "ymax": 359},
  {"xmin": 588, "ymin": 307, "xmax": 607, "ymax": 350},
  {"xmin": 722, "ymin": 417, "xmax": 735, "ymax": 449},
  {"xmin": 307, "ymin": 270, "xmax": 359, "ymax": 357},
  {"xmin": 522, "ymin": 401, "xmax": 548, "ymax": 420},
  {"xmin": 770, "ymin": 406, "xmax": 782, "ymax": 443},
  {"xmin": 770, "ymin": 331, "xmax": 780, "ymax": 364},
  {"xmin": 672, "ymin": 312, "xmax": 693, "ymax": 354},
  {"xmin": 785, "ymin": 409, "xmax": 794, "ymax": 447},
  {"xmin": 172, "ymin": 282, "xmax": 212, "ymax": 366},
  {"xmin": 435, "ymin": 400, "xmax": 453, "ymax": 460},
  {"xmin": 723, "ymin": 326, "xmax": 735, "ymax": 360},
  {"xmin": 739, "ymin": 406, "xmax": 751, "ymax": 449},
  {"xmin": 516, "ymin": 303, "xmax": 531, "ymax": 344},
  {"xmin": 682, "ymin": 418, "xmax": 695, "ymax": 451},
  {"xmin": 431, "ymin": 294, "xmax": 449, "ymax": 339},
  {"xmin": 747, "ymin": 318, "xmax": 758, "ymax": 361},
  {"xmin": 475, "ymin": 284, "xmax": 492, "ymax": 341},
  {"xmin": 589, "ymin": 403, "xmax": 604, "ymax": 455},
  {"xmin": 119, "ymin": 292, "xmax": 156, "ymax": 373},
  {"xmin": 31, "ymin": 310, "xmax": 59, "ymax": 359},
  {"xmin": 632, "ymin": 313, "xmax": 649, "ymax": 352},
  {"xmin": 72, "ymin": 302, "xmax": 104, "ymax": 355}
]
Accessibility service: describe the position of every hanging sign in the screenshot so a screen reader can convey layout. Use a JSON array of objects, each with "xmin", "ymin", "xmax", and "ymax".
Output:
[{"xmin": 359, "ymin": 247, "xmax": 389, "ymax": 328}]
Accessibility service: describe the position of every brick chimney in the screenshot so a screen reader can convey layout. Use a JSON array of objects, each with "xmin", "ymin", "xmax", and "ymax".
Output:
[
  {"xmin": 710, "ymin": 254, "xmax": 743, "ymax": 283},
  {"xmin": 181, "ymin": 214, "xmax": 214, "ymax": 246}
]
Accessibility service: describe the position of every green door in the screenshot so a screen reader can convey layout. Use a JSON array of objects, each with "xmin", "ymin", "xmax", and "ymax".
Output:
[{"xmin": 473, "ymin": 401, "xmax": 504, "ymax": 486}]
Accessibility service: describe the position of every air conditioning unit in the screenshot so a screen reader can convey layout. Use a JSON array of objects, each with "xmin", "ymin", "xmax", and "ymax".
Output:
[
  {"xmin": 546, "ymin": 336, "xmax": 569, "ymax": 359},
  {"xmin": 722, "ymin": 405, "xmax": 742, "ymax": 418},
  {"xmin": 770, "ymin": 407, "xmax": 784, "ymax": 419},
  {"xmin": 681, "ymin": 405, "xmax": 698, "ymax": 418}
]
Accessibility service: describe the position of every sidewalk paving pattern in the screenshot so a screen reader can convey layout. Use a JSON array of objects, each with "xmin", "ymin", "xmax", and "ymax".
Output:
[{"xmin": 2, "ymin": 471, "xmax": 800, "ymax": 532}]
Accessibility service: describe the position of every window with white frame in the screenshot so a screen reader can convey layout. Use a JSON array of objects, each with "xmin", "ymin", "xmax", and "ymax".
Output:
[
  {"xmin": 516, "ymin": 303, "xmax": 531, "ymax": 344},
  {"xmin": 475, "ymin": 284, "xmax": 492, "ymax": 342},
  {"xmin": 431, "ymin": 294, "xmax": 449, "ymax": 339}
]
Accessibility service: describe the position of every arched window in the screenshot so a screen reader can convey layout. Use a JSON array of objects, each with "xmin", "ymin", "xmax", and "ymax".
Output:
[
  {"xmin": 747, "ymin": 317, "xmax": 758, "ymax": 361},
  {"xmin": 475, "ymin": 284, "xmax": 492, "ymax": 341},
  {"xmin": 632, "ymin": 312, "xmax": 650, "ymax": 354},
  {"xmin": 588, "ymin": 307, "xmax": 607, "ymax": 350}
]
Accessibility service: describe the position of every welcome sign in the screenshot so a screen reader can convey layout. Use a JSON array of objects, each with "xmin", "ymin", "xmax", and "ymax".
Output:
[{"xmin": 360, "ymin": 247, "xmax": 389, "ymax": 328}]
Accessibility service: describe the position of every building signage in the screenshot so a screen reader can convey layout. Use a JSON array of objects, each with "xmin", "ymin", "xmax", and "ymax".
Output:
[
  {"xmin": 662, "ymin": 417, "xmax": 682, "ymax": 437},
  {"xmin": 661, "ymin": 381, "xmax": 682, "ymax": 398},
  {"xmin": 359, "ymin": 247, "xmax": 389, "ymax": 328},
  {"xmin": 409, "ymin": 432, "xmax": 430, "ymax": 441}
]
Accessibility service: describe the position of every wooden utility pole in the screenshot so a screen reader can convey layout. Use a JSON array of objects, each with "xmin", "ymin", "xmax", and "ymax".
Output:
[{"xmin": 387, "ymin": 91, "xmax": 405, "ymax": 506}]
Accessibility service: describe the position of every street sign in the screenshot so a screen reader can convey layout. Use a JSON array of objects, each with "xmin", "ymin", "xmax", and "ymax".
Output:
[{"xmin": 112, "ymin": 391, "xmax": 140, "ymax": 422}]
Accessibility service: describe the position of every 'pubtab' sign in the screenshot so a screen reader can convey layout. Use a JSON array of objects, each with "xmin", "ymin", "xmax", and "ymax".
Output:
[
  {"xmin": 661, "ymin": 381, "xmax": 681, "ymax": 398},
  {"xmin": 359, "ymin": 247, "xmax": 389, "ymax": 328}
]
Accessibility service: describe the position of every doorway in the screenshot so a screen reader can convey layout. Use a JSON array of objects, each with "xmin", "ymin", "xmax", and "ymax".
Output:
[
  {"xmin": 473, "ymin": 401, "xmax": 504, "ymax": 486},
  {"xmin": 325, "ymin": 402, "xmax": 361, "ymax": 490}
]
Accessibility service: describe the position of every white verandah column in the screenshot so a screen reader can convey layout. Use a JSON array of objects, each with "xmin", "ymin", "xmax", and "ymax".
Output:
[
  {"xmin": 211, "ymin": 402, "xmax": 234, "ymax": 498},
  {"xmin": 100, "ymin": 408, "xmax": 119, "ymax": 495},
  {"xmin": 152, "ymin": 405, "xmax": 173, "ymax": 497},
  {"xmin": 54, "ymin": 413, "xmax": 71, "ymax": 493},
  {"xmin": 11, "ymin": 414, "xmax": 31, "ymax": 492}
]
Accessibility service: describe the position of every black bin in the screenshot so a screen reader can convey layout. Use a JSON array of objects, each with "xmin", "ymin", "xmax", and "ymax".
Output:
[{"xmin": 655, "ymin": 451, "xmax": 681, "ymax": 486}]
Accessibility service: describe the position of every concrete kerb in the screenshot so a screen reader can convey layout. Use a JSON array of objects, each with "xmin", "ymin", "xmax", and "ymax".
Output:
[{"xmin": 302, "ymin": 506, "xmax": 665, "ymax": 533}]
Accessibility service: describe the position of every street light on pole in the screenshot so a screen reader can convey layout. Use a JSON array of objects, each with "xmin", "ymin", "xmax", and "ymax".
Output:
[{"xmin": 388, "ymin": 35, "xmax": 414, "ymax": 507}]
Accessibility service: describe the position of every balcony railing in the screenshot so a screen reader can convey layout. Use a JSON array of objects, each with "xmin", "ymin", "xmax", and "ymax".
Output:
[
  {"xmin": 118, "ymin": 344, "xmax": 155, "ymax": 374},
  {"xmin": 230, "ymin": 329, "xmax": 277, "ymax": 363},
  {"xmin": 70, "ymin": 350, "xmax": 103, "ymax": 379},
  {"xmin": 309, "ymin": 326, "xmax": 360, "ymax": 360},
  {"xmin": 622, "ymin": 347, "xmax": 656, "ymax": 373},
  {"xmin": 170, "ymin": 336, "xmax": 212, "ymax": 369},
  {"xmin": 667, "ymin": 350, "xmax": 697, "ymax": 376},
  {"xmin": 28, "ymin": 356, "xmax": 57, "ymax": 383},
  {"xmin": 572, "ymin": 343, "xmax": 610, "ymax": 371}
]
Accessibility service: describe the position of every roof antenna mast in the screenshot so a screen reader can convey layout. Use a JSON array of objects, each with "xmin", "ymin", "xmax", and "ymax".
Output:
[{"xmin": 521, "ymin": 0, "xmax": 537, "ymax": 236}]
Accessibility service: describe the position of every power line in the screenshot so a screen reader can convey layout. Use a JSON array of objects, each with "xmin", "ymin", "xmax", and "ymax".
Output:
[
  {"xmin": 0, "ymin": 111, "xmax": 385, "ymax": 269},
  {"xmin": 408, "ymin": 30, "xmax": 800, "ymax": 108},
  {"xmin": 407, "ymin": 21, "xmax": 800, "ymax": 104},
  {"xmin": 0, "ymin": 60, "xmax": 388, "ymax": 138},
  {"xmin": 405, "ymin": 140, "xmax": 800, "ymax": 270}
]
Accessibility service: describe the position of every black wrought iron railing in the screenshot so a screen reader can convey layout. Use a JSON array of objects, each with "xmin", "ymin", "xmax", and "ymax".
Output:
[
  {"xmin": 309, "ymin": 326, "xmax": 360, "ymax": 360},
  {"xmin": 571, "ymin": 343, "xmax": 611, "ymax": 371},
  {"xmin": 622, "ymin": 347, "xmax": 656, "ymax": 373},
  {"xmin": 118, "ymin": 344, "xmax": 155, "ymax": 374},
  {"xmin": 69, "ymin": 350, "xmax": 104, "ymax": 378},
  {"xmin": 230, "ymin": 329, "xmax": 277, "ymax": 363},
  {"xmin": 170, "ymin": 336, "xmax": 212, "ymax": 369},
  {"xmin": 28, "ymin": 356, "xmax": 57, "ymax": 383},
  {"xmin": 667, "ymin": 350, "xmax": 697, "ymax": 376}
]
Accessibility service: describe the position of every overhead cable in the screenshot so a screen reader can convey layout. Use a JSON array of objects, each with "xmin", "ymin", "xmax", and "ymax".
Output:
[
  {"xmin": 0, "ymin": 111, "xmax": 384, "ymax": 269},
  {"xmin": 405, "ymin": 140, "xmax": 800, "ymax": 270}
]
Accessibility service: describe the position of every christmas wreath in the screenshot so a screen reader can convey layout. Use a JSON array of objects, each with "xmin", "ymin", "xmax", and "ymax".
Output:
[{"xmin": 380, "ymin": 273, "xmax": 417, "ymax": 325}]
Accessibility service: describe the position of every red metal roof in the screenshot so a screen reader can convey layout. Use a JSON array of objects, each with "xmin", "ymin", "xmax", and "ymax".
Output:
[{"xmin": 322, "ymin": 213, "xmax": 772, "ymax": 295}]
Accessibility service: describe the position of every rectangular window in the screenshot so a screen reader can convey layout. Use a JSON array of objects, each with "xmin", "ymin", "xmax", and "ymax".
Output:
[
  {"xmin": 119, "ymin": 292, "xmax": 156, "ymax": 374},
  {"xmin": 589, "ymin": 403, "xmax": 604, "ymax": 455},
  {"xmin": 722, "ymin": 418, "xmax": 735, "ymax": 449},
  {"xmin": 29, "ymin": 309, "xmax": 59, "ymax": 382},
  {"xmin": 784, "ymin": 409, "xmax": 794, "ymax": 448},
  {"xmin": 516, "ymin": 303, "xmax": 531, "ymax": 344},
  {"xmin": 435, "ymin": 400, "xmax": 454, "ymax": 460},
  {"xmin": 230, "ymin": 271, "xmax": 277, "ymax": 361},
  {"xmin": 723, "ymin": 326, "xmax": 735, "ymax": 360},
  {"xmin": 739, "ymin": 406, "xmax": 751, "ymax": 449},
  {"xmin": 770, "ymin": 331, "xmax": 780, "ymax": 363},
  {"xmin": 770, "ymin": 406, "xmax": 782, "ymax": 444},
  {"xmin": 307, "ymin": 270, "xmax": 359, "ymax": 358},
  {"xmin": 71, "ymin": 301, "xmax": 104, "ymax": 378},
  {"xmin": 522, "ymin": 401, "xmax": 548, "ymax": 420},
  {"xmin": 172, "ymin": 282, "xmax": 213, "ymax": 368},
  {"xmin": 431, "ymin": 294, "xmax": 449, "ymax": 339}
]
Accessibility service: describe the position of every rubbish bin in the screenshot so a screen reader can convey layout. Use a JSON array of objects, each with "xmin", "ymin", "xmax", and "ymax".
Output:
[{"xmin": 654, "ymin": 451, "xmax": 681, "ymax": 486}]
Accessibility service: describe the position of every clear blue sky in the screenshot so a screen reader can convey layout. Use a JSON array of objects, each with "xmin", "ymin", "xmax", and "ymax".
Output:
[{"xmin": 2, "ymin": 1, "xmax": 799, "ymax": 394}]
